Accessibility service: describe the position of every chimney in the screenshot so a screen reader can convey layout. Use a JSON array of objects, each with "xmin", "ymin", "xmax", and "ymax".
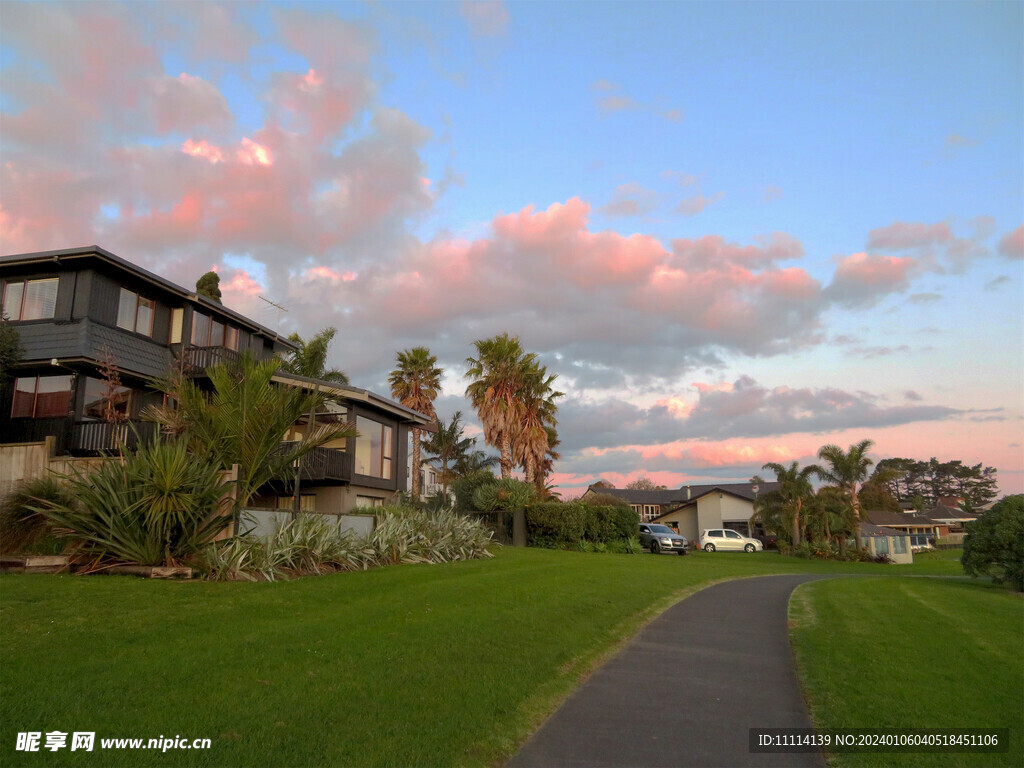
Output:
[{"xmin": 686, "ymin": 486, "xmax": 691, "ymax": 500}]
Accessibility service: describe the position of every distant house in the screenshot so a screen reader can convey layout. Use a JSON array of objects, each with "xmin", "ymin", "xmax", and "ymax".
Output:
[
  {"xmin": 0, "ymin": 246, "xmax": 432, "ymax": 513},
  {"xmin": 925, "ymin": 497, "xmax": 990, "ymax": 532},
  {"xmin": 862, "ymin": 509, "xmax": 948, "ymax": 550},
  {"xmin": 579, "ymin": 482, "xmax": 779, "ymax": 543},
  {"xmin": 857, "ymin": 522, "xmax": 913, "ymax": 564}
]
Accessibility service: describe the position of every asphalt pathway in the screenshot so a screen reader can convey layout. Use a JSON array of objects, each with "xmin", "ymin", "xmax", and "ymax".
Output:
[{"xmin": 508, "ymin": 574, "xmax": 835, "ymax": 768}]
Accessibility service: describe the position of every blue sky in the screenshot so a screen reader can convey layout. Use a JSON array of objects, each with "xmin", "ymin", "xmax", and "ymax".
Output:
[{"xmin": 1, "ymin": 1, "xmax": 1021, "ymax": 494}]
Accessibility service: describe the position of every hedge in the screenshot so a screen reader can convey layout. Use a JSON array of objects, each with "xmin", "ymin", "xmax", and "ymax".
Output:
[{"xmin": 525, "ymin": 501, "xmax": 639, "ymax": 550}]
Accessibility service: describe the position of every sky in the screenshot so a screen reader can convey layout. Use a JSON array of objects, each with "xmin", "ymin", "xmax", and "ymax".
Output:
[{"xmin": 1, "ymin": 1, "xmax": 1022, "ymax": 497}]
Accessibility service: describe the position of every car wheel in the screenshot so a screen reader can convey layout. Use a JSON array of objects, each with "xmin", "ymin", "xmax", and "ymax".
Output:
[
  {"xmin": 744, "ymin": 543, "xmax": 756, "ymax": 553},
  {"xmin": 704, "ymin": 543, "xmax": 715, "ymax": 552},
  {"xmin": 650, "ymin": 541, "xmax": 661, "ymax": 555}
]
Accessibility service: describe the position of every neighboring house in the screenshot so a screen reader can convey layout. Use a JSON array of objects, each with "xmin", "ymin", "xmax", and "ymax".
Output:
[
  {"xmin": 579, "ymin": 482, "xmax": 780, "ymax": 543},
  {"xmin": 0, "ymin": 246, "xmax": 432, "ymax": 514},
  {"xmin": 925, "ymin": 496, "xmax": 989, "ymax": 532},
  {"xmin": 862, "ymin": 509, "xmax": 949, "ymax": 550},
  {"xmin": 857, "ymin": 522, "xmax": 913, "ymax": 564},
  {"xmin": 406, "ymin": 457, "xmax": 440, "ymax": 502}
]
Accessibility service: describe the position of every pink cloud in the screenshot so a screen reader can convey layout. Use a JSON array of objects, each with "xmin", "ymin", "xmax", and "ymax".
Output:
[
  {"xmin": 825, "ymin": 252, "xmax": 916, "ymax": 307},
  {"xmin": 998, "ymin": 225, "xmax": 1024, "ymax": 259},
  {"xmin": 459, "ymin": 1, "xmax": 510, "ymax": 37},
  {"xmin": 868, "ymin": 221, "xmax": 953, "ymax": 250},
  {"xmin": 150, "ymin": 73, "xmax": 231, "ymax": 135},
  {"xmin": 182, "ymin": 139, "xmax": 224, "ymax": 164},
  {"xmin": 675, "ymin": 192, "xmax": 723, "ymax": 216},
  {"xmin": 236, "ymin": 138, "xmax": 273, "ymax": 166}
]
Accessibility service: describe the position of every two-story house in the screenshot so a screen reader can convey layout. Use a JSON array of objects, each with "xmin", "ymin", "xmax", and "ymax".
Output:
[{"xmin": 0, "ymin": 246, "xmax": 431, "ymax": 513}]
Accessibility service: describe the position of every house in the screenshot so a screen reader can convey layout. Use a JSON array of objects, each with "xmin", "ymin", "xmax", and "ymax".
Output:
[
  {"xmin": 579, "ymin": 482, "xmax": 780, "ymax": 543},
  {"xmin": 0, "ymin": 246, "xmax": 431, "ymax": 514},
  {"xmin": 862, "ymin": 509, "xmax": 948, "ymax": 550},
  {"xmin": 857, "ymin": 522, "xmax": 913, "ymax": 564}
]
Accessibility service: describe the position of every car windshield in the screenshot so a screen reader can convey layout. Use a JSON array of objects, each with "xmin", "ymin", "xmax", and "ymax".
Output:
[{"xmin": 648, "ymin": 525, "xmax": 674, "ymax": 534}]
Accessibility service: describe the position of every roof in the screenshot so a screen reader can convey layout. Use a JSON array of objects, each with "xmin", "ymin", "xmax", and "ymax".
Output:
[
  {"xmin": 271, "ymin": 371, "xmax": 434, "ymax": 428},
  {"xmin": 863, "ymin": 509, "xmax": 940, "ymax": 528},
  {"xmin": 582, "ymin": 482, "xmax": 781, "ymax": 508},
  {"xmin": 926, "ymin": 500, "xmax": 978, "ymax": 521},
  {"xmin": 1, "ymin": 245, "xmax": 295, "ymax": 349},
  {"xmin": 859, "ymin": 522, "xmax": 910, "ymax": 538}
]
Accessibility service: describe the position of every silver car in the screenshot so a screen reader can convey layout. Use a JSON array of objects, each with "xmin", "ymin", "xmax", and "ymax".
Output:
[
  {"xmin": 700, "ymin": 528, "xmax": 763, "ymax": 552},
  {"xmin": 638, "ymin": 524, "xmax": 689, "ymax": 555}
]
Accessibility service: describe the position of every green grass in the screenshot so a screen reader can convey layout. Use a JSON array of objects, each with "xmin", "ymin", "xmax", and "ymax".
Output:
[
  {"xmin": 790, "ymin": 577, "xmax": 1024, "ymax": 767},
  {"xmin": 0, "ymin": 547, "xmax": 1014, "ymax": 767}
]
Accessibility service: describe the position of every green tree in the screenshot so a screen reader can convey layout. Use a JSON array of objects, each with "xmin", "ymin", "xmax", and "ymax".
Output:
[
  {"xmin": 279, "ymin": 327, "xmax": 349, "ymax": 384},
  {"xmin": 815, "ymin": 439, "xmax": 875, "ymax": 523},
  {"xmin": 145, "ymin": 352, "xmax": 354, "ymax": 525},
  {"xmin": 465, "ymin": 333, "xmax": 536, "ymax": 479},
  {"xmin": 871, "ymin": 457, "xmax": 998, "ymax": 508},
  {"xmin": 389, "ymin": 347, "xmax": 443, "ymax": 501},
  {"xmin": 421, "ymin": 410, "xmax": 475, "ymax": 504},
  {"xmin": 962, "ymin": 495, "xmax": 1024, "ymax": 591},
  {"xmin": 0, "ymin": 316, "xmax": 23, "ymax": 384},
  {"xmin": 758, "ymin": 461, "xmax": 818, "ymax": 546},
  {"xmin": 511, "ymin": 360, "xmax": 562, "ymax": 491},
  {"xmin": 195, "ymin": 271, "xmax": 222, "ymax": 303}
]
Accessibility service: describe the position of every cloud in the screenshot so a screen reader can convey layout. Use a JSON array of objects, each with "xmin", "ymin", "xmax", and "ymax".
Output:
[
  {"xmin": 824, "ymin": 252, "xmax": 916, "ymax": 307},
  {"xmin": 998, "ymin": 225, "xmax": 1024, "ymax": 259},
  {"xmin": 591, "ymin": 81, "xmax": 680, "ymax": 122},
  {"xmin": 459, "ymin": 1, "xmax": 510, "ymax": 37},
  {"xmin": 675, "ymin": 191, "xmax": 724, "ymax": 216},
  {"xmin": 907, "ymin": 292, "xmax": 942, "ymax": 304},
  {"xmin": 762, "ymin": 185, "xmax": 783, "ymax": 202},
  {"xmin": 868, "ymin": 221, "xmax": 953, "ymax": 251},
  {"xmin": 985, "ymin": 275, "xmax": 1011, "ymax": 291},
  {"xmin": 945, "ymin": 133, "xmax": 978, "ymax": 148},
  {"xmin": 599, "ymin": 182, "xmax": 659, "ymax": 218},
  {"xmin": 866, "ymin": 219, "xmax": 993, "ymax": 273}
]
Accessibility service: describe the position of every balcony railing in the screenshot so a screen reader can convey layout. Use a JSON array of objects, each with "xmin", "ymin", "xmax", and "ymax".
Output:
[
  {"xmin": 278, "ymin": 443, "xmax": 352, "ymax": 483},
  {"xmin": 71, "ymin": 420, "xmax": 158, "ymax": 454},
  {"xmin": 181, "ymin": 345, "xmax": 240, "ymax": 376}
]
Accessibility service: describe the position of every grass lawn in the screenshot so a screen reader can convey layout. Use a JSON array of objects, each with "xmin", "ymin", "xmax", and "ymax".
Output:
[
  {"xmin": 0, "ymin": 546, "xmax": 1014, "ymax": 767},
  {"xmin": 790, "ymin": 576, "xmax": 1024, "ymax": 767}
]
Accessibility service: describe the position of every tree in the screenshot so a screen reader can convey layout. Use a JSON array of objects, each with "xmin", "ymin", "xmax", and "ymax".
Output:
[
  {"xmin": 144, "ymin": 352, "xmax": 355, "ymax": 525},
  {"xmin": 858, "ymin": 479, "xmax": 900, "ymax": 513},
  {"xmin": 0, "ymin": 315, "xmax": 22, "ymax": 384},
  {"xmin": 195, "ymin": 271, "xmax": 222, "ymax": 303},
  {"xmin": 279, "ymin": 327, "xmax": 349, "ymax": 384},
  {"xmin": 626, "ymin": 477, "xmax": 667, "ymax": 491},
  {"xmin": 421, "ymin": 411, "xmax": 476, "ymax": 504},
  {"xmin": 589, "ymin": 479, "xmax": 615, "ymax": 490},
  {"xmin": 389, "ymin": 347, "xmax": 443, "ymax": 501},
  {"xmin": 962, "ymin": 495, "xmax": 1024, "ymax": 591},
  {"xmin": 871, "ymin": 457, "xmax": 998, "ymax": 508},
  {"xmin": 815, "ymin": 439, "xmax": 875, "ymax": 523},
  {"xmin": 464, "ymin": 333, "xmax": 536, "ymax": 480},
  {"xmin": 758, "ymin": 461, "xmax": 818, "ymax": 546},
  {"xmin": 511, "ymin": 360, "xmax": 562, "ymax": 491}
]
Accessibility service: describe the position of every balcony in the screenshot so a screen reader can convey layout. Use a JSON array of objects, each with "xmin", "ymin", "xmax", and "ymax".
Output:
[
  {"xmin": 279, "ymin": 443, "xmax": 352, "ymax": 483},
  {"xmin": 181, "ymin": 345, "xmax": 240, "ymax": 376}
]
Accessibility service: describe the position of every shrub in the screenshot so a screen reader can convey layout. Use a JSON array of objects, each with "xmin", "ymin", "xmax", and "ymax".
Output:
[
  {"xmin": 525, "ymin": 502, "xmax": 639, "ymax": 551},
  {"xmin": 0, "ymin": 475, "xmax": 78, "ymax": 555},
  {"xmin": 472, "ymin": 478, "xmax": 535, "ymax": 512},
  {"xmin": 451, "ymin": 470, "xmax": 498, "ymax": 512},
  {"xmin": 581, "ymin": 492, "xmax": 630, "ymax": 508},
  {"xmin": 38, "ymin": 440, "xmax": 231, "ymax": 567},
  {"xmin": 962, "ymin": 494, "xmax": 1024, "ymax": 591}
]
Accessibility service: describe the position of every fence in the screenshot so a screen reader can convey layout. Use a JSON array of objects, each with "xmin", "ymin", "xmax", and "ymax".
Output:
[{"xmin": 240, "ymin": 509, "xmax": 376, "ymax": 539}]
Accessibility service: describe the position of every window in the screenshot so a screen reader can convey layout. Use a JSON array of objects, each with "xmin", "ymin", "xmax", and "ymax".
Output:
[
  {"xmin": 170, "ymin": 308, "xmax": 183, "ymax": 343},
  {"xmin": 11, "ymin": 376, "xmax": 73, "ymax": 418},
  {"xmin": 642, "ymin": 504, "xmax": 659, "ymax": 521},
  {"xmin": 191, "ymin": 311, "xmax": 210, "ymax": 345},
  {"xmin": 82, "ymin": 377, "xmax": 132, "ymax": 420},
  {"xmin": 2, "ymin": 278, "xmax": 58, "ymax": 321},
  {"xmin": 893, "ymin": 536, "xmax": 907, "ymax": 555},
  {"xmin": 724, "ymin": 530, "xmax": 742, "ymax": 539},
  {"xmin": 355, "ymin": 495, "xmax": 384, "ymax": 508},
  {"xmin": 354, "ymin": 416, "xmax": 393, "ymax": 479},
  {"xmin": 190, "ymin": 310, "xmax": 237, "ymax": 349},
  {"xmin": 875, "ymin": 537, "xmax": 889, "ymax": 556},
  {"xmin": 116, "ymin": 288, "xmax": 154, "ymax": 336},
  {"xmin": 276, "ymin": 495, "xmax": 317, "ymax": 512},
  {"xmin": 225, "ymin": 326, "xmax": 239, "ymax": 351}
]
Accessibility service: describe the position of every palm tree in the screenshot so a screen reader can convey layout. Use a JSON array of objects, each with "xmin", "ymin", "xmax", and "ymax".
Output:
[
  {"xmin": 815, "ymin": 439, "xmax": 875, "ymax": 523},
  {"xmin": 279, "ymin": 327, "xmax": 348, "ymax": 384},
  {"xmin": 512, "ymin": 361, "xmax": 562, "ymax": 489},
  {"xmin": 145, "ymin": 351, "xmax": 355, "ymax": 528},
  {"xmin": 389, "ymin": 347, "xmax": 443, "ymax": 501},
  {"xmin": 760, "ymin": 461, "xmax": 818, "ymax": 546},
  {"xmin": 421, "ymin": 411, "xmax": 476, "ymax": 503},
  {"xmin": 465, "ymin": 334, "xmax": 537, "ymax": 479}
]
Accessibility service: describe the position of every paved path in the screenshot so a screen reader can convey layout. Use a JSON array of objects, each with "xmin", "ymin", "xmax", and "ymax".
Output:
[{"xmin": 508, "ymin": 574, "xmax": 834, "ymax": 768}]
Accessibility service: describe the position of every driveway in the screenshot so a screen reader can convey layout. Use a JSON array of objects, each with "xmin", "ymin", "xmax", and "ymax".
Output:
[{"xmin": 508, "ymin": 574, "xmax": 833, "ymax": 768}]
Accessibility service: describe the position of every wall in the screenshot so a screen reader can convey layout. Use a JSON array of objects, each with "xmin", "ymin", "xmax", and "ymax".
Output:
[{"xmin": 0, "ymin": 438, "xmax": 107, "ymax": 496}]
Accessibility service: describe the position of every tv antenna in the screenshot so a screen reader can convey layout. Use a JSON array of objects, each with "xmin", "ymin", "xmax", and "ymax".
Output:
[{"xmin": 257, "ymin": 295, "xmax": 288, "ymax": 334}]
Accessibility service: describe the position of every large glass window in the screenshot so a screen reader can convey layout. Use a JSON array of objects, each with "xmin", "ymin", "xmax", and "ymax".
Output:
[
  {"xmin": 354, "ymin": 416, "xmax": 393, "ymax": 479},
  {"xmin": 191, "ymin": 311, "xmax": 211, "ymax": 345},
  {"xmin": 82, "ymin": 377, "xmax": 132, "ymax": 421},
  {"xmin": 10, "ymin": 376, "xmax": 73, "ymax": 418},
  {"xmin": 190, "ymin": 310, "xmax": 237, "ymax": 349},
  {"xmin": 2, "ymin": 278, "xmax": 58, "ymax": 321},
  {"xmin": 892, "ymin": 536, "xmax": 907, "ymax": 555},
  {"xmin": 875, "ymin": 537, "xmax": 889, "ymax": 556},
  {"xmin": 116, "ymin": 288, "xmax": 154, "ymax": 336}
]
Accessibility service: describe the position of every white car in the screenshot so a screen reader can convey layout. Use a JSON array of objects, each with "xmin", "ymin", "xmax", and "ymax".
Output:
[{"xmin": 700, "ymin": 528, "xmax": 763, "ymax": 552}]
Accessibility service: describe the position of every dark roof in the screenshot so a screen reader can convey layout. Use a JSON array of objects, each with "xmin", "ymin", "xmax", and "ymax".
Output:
[
  {"xmin": 1, "ymin": 245, "xmax": 295, "ymax": 349},
  {"xmin": 926, "ymin": 501, "xmax": 978, "ymax": 520},
  {"xmin": 863, "ymin": 509, "xmax": 940, "ymax": 528},
  {"xmin": 270, "ymin": 371, "xmax": 434, "ymax": 428},
  {"xmin": 582, "ymin": 482, "xmax": 781, "ymax": 508},
  {"xmin": 859, "ymin": 522, "xmax": 909, "ymax": 538}
]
